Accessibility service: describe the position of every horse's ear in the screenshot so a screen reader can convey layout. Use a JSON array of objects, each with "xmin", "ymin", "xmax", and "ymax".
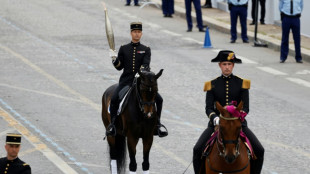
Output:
[
  {"xmin": 237, "ymin": 101, "xmax": 243, "ymax": 111},
  {"xmin": 155, "ymin": 69, "xmax": 164, "ymax": 79},
  {"xmin": 215, "ymin": 102, "xmax": 225, "ymax": 115}
]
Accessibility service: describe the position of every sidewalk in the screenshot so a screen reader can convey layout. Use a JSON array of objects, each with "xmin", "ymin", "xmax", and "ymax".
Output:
[{"xmin": 151, "ymin": 0, "xmax": 310, "ymax": 62}]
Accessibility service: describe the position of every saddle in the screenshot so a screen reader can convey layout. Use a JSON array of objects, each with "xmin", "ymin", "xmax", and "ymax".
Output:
[
  {"xmin": 202, "ymin": 130, "xmax": 256, "ymax": 159},
  {"xmin": 108, "ymin": 77, "xmax": 140, "ymax": 115},
  {"xmin": 108, "ymin": 85, "xmax": 132, "ymax": 115}
]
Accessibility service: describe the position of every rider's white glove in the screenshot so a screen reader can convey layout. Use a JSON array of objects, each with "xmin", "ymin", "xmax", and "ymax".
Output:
[
  {"xmin": 213, "ymin": 116, "xmax": 219, "ymax": 126},
  {"xmin": 109, "ymin": 49, "xmax": 117, "ymax": 60}
]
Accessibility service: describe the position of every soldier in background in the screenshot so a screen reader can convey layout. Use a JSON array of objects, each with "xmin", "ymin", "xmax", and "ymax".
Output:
[{"xmin": 0, "ymin": 133, "xmax": 31, "ymax": 174}]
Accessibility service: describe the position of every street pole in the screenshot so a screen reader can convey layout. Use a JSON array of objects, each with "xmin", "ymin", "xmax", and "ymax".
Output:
[{"xmin": 253, "ymin": 0, "xmax": 268, "ymax": 47}]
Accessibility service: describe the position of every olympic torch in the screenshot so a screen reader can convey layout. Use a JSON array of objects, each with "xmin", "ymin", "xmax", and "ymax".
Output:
[{"xmin": 102, "ymin": 2, "xmax": 115, "ymax": 51}]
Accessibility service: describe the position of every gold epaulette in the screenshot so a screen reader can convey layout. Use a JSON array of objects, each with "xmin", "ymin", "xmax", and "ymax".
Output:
[
  {"xmin": 23, "ymin": 163, "xmax": 29, "ymax": 166},
  {"xmin": 204, "ymin": 81, "xmax": 212, "ymax": 91},
  {"xmin": 242, "ymin": 79, "xmax": 251, "ymax": 89}
]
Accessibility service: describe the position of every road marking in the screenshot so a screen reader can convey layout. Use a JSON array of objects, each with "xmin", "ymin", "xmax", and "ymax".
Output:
[
  {"xmin": 161, "ymin": 29, "xmax": 182, "ymax": 37},
  {"xmin": 182, "ymin": 37, "xmax": 203, "ymax": 44},
  {"xmin": 153, "ymin": 143, "xmax": 194, "ymax": 172},
  {"xmin": 237, "ymin": 55, "xmax": 258, "ymax": 64},
  {"xmin": 256, "ymin": 67, "xmax": 288, "ymax": 75},
  {"xmin": 262, "ymin": 139, "xmax": 310, "ymax": 159},
  {"xmin": 0, "ymin": 106, "xmax": 79, "ymax": 174},
  {"xmin": 0, "ymin": 83, "xmax": 84, "ymax": 103},
  {"xmin": 286, "ymin": 77, "xmax": 310, "ymax": 88},
  {"xmin": 296, "ymin": 70, "xmax": 310, "ymax": 75},
  {"xmin": 0, "ymin": 15, "xmax": 94, "ymax": 70},
  {"xmin": 0, "ymin": 44, "xmax": 101, "ymax": 111}
]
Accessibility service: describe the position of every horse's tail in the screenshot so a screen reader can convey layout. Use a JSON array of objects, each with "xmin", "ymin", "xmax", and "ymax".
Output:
[{"xmin": 109, "ymin": 134, "xmax": 127, "ymax": 173}]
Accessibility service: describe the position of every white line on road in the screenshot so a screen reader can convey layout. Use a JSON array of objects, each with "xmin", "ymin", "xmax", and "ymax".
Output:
[
  {"xmin": 286, "ymin": 77, "xmax": 310, "ymax": 88},
  {"xmin": 0, "ymin": 83, "xmax": 84, "ymax": 103},
  {"xmin": 256, "ymin": 66, "xmax": 288, "ymax": 75},
  {"xmin": 161, "ymin": 29, "xmax": 182, "ymax": 37},
  {"xmin": 237, "ymin": 55, "xmax": 258, "ymax": 64},
  {"xmin": 182, "ymin": 37, "xmax": 203, "ymax": 44}
]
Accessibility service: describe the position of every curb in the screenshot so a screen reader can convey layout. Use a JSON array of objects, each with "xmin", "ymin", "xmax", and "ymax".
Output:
[{"xmin": 150, "ymin": 0, "xmax": 310, "ymax": 63}]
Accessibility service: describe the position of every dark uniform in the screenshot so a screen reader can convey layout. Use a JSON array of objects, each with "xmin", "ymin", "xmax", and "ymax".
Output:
[
  {"xmin": 185, "ymin": 0, "xmax": 204, "ymax": 31},
  {"xmin": 250, "ymin": 0, "xmax": 266, "ymax": 24},
  {"xmin": 193, "ymin": 50, "xmax": 264, "ymax": 174},
  {"xmin": 228, "ymin": 0, "xmax": 249, "ymax": 43},
  {"xmin": 106, "ymin": 22, "xmax": 168, "ymax": 137},
  {"xmin": 162, "ymin": 0, "xmax": 174, "ymax": 17},
  {"xmin": 0, "ymin": 157, "xmax": 31, "ymax": 174},
  {"xmin": 279, "ymin": 0, "xmax": 303, "ymax": 63},
  {"xmin": 126, "ymin": 0, "xmax": 139, "ymax": 6},
  {"xmin": 1, "ymin": 133, "xmax": 31, "ymax": 174}
]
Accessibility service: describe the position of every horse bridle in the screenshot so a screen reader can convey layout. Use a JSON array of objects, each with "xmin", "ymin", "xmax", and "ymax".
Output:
[
  {"xmin": 217, "ymin": 114, "xmax": 241, "ymax": 158},
  {"xmin": 205, "ymin": 114, "xmax": 250, "ymax": 173},
  {"xmin": 135, "ymin": 78, "xmax": 157, "ymax": 113}
]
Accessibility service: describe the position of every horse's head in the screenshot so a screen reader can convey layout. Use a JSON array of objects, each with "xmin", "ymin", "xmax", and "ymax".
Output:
[
  {"xmin": 216, "ymin": 101, "xmax": 244, "ymax": 164},
  {"xmin": 137, "ymin": 69, "xmax": 163, "ymax": 118}
]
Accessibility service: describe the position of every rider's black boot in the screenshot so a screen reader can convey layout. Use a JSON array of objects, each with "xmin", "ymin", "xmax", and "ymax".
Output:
[
  {"xmin": 106, "ymin": 116, "xmax": 116, "ymax": 136},
  {"xmin": 106, "ymin": 103, "xmax": 118, "ymax": 136},
  {"xmin": 154, "ymin": 94, "xmax": 168, "ymax": 137},
  {"xmin": 156, "ymin": 116, "xmax": 168, "ymax": 137}
]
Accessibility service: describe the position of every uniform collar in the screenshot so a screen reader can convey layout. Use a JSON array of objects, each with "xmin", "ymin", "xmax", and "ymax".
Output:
[
  {"xmin": 5, "ymin": 157, "xmax": 19, "ymax": 163},
  {"xmin": 221, "ymin": 73, "xmax": 233, "ymax": 80},
  {"xmin": 131, "ymin": 41, "xmax": 140, "ymax": 46}
]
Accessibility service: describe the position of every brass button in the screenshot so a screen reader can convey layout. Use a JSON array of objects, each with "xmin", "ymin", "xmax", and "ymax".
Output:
[
  {"xmin": 226, "ymin": 85, "xmax": 229, "ymax": 87},
  {"xmin": 226, "ymin": 91, "xmax": 228, "ymax": 94},
  {"xmin": 226, "ymin": 103, "xmax": 229, "ymax": 105},
  {"xmin": 7, "ymin": 164, "xmax": 9, "ymax": 166},
  {"xmin": 226, "ymin": 88, "xmax": 229, "ymax": 90},
  {"xmin": 134, "ymin": 47, "xmax": 136, "ymax": 49},
  {"xmin": 226, "ymin": 95, "xmax": 228, "ymax": 98},
  {"xmin": 226, "ymin": 81, "xmax": 229, "ymax": 83}
]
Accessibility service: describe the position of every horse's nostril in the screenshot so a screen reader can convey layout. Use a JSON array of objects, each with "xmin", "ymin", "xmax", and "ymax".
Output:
[{"xmin": 225, "ymin": 155, "xmax": 236, "ymax": 164}]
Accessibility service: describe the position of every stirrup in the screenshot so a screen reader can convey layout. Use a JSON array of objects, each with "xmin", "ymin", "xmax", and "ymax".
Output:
[
  {"xmin": 106, "ymin": 124, "xmax": 116, "ymax": 137},
  {"xmin": 157, "ymin": 124, "xmax": 168, "ymax": 138}
]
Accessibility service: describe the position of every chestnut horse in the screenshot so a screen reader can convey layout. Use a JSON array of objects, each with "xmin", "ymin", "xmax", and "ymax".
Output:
[
  {"xmin": 102, "ymin": 69, "xmax": 163, "ymax": 174},
  {"xmin": 205, "ymin": 102, "xmax": 250, "ymax": 174}
]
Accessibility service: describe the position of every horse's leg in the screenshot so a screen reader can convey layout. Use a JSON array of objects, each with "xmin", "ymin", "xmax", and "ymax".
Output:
[
  {"xmin": 141, "ymin": 136, "xmax": 154, "ymax": 174},
  {"xmin": 127, "ymin": 135, "xmax": 139, "ymax": 173}
]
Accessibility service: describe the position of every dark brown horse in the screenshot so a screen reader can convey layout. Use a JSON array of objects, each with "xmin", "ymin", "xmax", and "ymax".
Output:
[
  {"xmin": 205, "ymin": 102, "xmax": 250, "ymax": 174},
  {"xmin": 102, "ymin": 69, "xmax": 163, "ymax": 174}
]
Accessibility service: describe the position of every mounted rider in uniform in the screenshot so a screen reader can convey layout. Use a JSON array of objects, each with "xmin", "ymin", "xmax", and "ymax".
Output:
[
  {"xmin": 193, "ymin": 50, "xmax": 264, "ymax": 174},
  {"xmin": 106, "ymin": 22, "xmax": 168, "ymax": 138}
]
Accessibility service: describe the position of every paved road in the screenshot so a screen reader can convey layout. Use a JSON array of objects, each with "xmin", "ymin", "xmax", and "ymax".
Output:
[{"xmin": 0, "ymin": 0, "xmax": 310, "ymax": 174}]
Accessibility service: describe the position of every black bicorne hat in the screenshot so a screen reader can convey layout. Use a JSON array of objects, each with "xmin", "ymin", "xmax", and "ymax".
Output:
[
  {"xmin": 6, "ymin": 133, "xmax": 22, "ymax": 145},
  {"xmin": 211, "ymin": 50, "xmax": 242, "ymax": 63},
  {"xmin": 130, "ymin": 22, "xmax": 142, "ymax": 31}
]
